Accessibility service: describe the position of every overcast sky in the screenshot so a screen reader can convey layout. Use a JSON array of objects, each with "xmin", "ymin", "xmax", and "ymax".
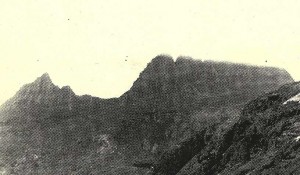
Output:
[{"xmin": 1, "ymin": 0, "xmax": 300, "ymax": 105}]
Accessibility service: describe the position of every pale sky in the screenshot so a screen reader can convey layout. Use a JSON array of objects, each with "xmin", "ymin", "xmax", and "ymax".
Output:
[{"xmin": 1, "ymin": 0, "xmax": 300, "ymax": 105}]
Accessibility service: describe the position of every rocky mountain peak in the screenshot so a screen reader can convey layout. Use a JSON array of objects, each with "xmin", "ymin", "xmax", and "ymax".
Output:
[
  {"xmin": 140, "ymin": 55, "xmax": 175, "ymax": 77},
  {"xmin": 1, "ymin": 73, "xmax": 77, "ymax": 110},
  {"xmin": 40, "ymin": 72, "xmax": 51, "ymax": 81},
  {"xmin": 32, "ymin": 72, "xmax": 54, "ymax": 88},
  {"xmin": 122, "ymin": 56, "xmax": 294, "ymax": 113},
  {"xmin": 149, "ymin": 54, "xmax": 174, "ymax": 65}
]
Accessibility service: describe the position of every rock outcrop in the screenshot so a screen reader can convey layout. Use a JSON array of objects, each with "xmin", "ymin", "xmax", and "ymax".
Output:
[{"xmin": 154, "ymin": 81, "xmax": 300, "ymax": 175}]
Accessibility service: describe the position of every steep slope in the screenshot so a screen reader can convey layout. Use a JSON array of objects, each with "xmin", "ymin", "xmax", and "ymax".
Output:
[{"xmin": 156, "ymin": 81, "xmax": 300, "ymax": 175}]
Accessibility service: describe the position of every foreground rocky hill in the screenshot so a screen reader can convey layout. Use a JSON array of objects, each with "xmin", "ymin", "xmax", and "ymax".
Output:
[
  {"xmin": 153, "ymin": 81, "xmax": 300, "ymax": 175},
  {"xmin": 0, "ymin": 55, "xmax": 294, "ymax": 174}
]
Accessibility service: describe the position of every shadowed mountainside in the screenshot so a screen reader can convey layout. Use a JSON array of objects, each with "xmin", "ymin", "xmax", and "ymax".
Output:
[
  {"xmin": 0, "ymin": 55, "xmax": 294, "ymax": 174},
  {"xmin": 159, "ymin": 81, "xmax": 300, "ymax": 175}
]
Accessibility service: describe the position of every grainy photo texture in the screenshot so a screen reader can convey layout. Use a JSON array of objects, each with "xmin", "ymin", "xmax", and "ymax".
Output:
[{"xmin": 1, "ymin": 1, "xmax": 300, "ymax": 175}]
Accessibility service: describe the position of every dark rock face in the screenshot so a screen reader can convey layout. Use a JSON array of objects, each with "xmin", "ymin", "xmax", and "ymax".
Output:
[
  {"xmin": 121, "ymin": 55, "xmax": 292, "ymax": 113},
  {"xmin": 156, "ymin": 82, "xmax": 300, "ymax": 175},
  {"xmin": 0, "ymin": 55, "xmax": 294, "ymax": 174}
]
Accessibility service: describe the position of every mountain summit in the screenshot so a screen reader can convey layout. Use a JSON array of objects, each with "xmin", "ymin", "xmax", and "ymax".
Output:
[
  {"xmin": 1, "ymin": 73, "xmax": 76, "ymax": 111},
  {"xmin": 121, "ymin": 56, "xmax": 293, "ymax": 113},
  {"xmin": 37, "ymin": 72, "xmax": 52, "ymax": 83}
]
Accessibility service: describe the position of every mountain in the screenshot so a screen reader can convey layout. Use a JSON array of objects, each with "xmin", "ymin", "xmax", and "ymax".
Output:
[
  {"xmin": 0, "ymin": 55, "xmax": 294, "ymax": 174},
  {"xmin": 116, "ymin": 55, "xmax": 293, "ymax": 165},
  {"xmin": 0, "ymin": 74, "xmax": 136, "ymax": 174},
  {"xmin": 121, "ymin": 55, "xmax": 292, "ymax": 112}
]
